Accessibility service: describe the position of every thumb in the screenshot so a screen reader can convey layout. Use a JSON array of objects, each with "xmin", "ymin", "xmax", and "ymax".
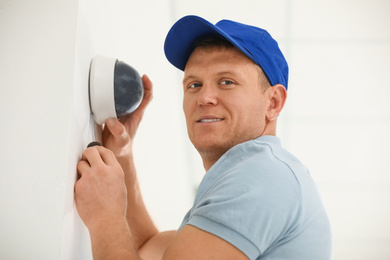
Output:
[{"xmin": 105, "ymin": 118, "xmax": 129, "ymax": 144}]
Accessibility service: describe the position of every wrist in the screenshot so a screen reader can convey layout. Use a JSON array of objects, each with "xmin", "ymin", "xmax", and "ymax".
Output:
[
  {"xmin": 117, "ymin": 153, "xmax": 138, "ymax": 184},
  {"xmin": 87, "ymin": 213, "xmax": 127, "ymax": 234}
]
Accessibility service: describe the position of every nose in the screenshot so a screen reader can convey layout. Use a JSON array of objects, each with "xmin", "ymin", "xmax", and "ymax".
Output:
[{"xmin": 197, "ymin": 84, "xmax": 218, "ymax": 107}]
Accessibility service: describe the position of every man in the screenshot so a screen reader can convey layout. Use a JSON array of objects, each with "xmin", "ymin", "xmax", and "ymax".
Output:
[{"xmin": 75, "ymin": 15, "xmax": 332, "ymax": 259}]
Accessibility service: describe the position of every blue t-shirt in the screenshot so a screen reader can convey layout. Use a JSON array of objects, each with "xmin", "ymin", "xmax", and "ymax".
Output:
[{"xmin": 179, "ymin": 136, "xmax": 332, "ymax": 259}]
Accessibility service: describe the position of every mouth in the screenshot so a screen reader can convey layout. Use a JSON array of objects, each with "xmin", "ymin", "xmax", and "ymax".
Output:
[{"xmin": 197, "ymin": 118, "xmax": 224, "ymax": 123}]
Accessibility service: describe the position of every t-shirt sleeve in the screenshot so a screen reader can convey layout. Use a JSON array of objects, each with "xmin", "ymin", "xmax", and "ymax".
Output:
[{"xmin": 184, "ymin": 157, "xmax": 302, "ymax": 259}]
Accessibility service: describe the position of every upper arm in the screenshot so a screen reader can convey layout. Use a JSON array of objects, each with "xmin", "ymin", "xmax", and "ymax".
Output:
[{"xmin": 163, "ymin": 225, "xmax": 249, "ymax": 260}]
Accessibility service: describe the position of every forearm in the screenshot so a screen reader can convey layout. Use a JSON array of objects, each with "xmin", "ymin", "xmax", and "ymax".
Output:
[
  {"xmin": 89, "ymin": 216, "xmax": 141, "ymax": 260},
  {"xmin": 119, "ymin": 155, "xmax": 159, "ymax": 249}
]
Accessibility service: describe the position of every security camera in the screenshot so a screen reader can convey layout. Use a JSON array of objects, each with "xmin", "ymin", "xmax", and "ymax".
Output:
[{"xmin": 89, "ymin": 55, "xmax": 144, "ymax": 125}]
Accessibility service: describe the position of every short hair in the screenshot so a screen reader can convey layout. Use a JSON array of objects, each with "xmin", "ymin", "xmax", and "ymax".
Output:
[{"xmin": 193, "ymin": 37, "xmax": 272, "ymax": 91}]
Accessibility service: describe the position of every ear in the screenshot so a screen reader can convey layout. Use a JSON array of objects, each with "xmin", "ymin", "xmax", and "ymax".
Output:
[{"xmin": 266, "ymin": 84, "xmax": 287, "ymax": 121}]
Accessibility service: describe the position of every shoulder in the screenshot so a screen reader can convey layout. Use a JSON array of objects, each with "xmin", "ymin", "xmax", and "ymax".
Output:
[
  {"xmin": 184, "ymin": 137, "xmax": 305, "ymax": 256},
  {"xmin": 209, "ymin": 136, "xmax": 303, "ymax": 196}
]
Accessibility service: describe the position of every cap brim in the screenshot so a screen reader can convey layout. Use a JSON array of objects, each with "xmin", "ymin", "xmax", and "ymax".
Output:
[{"xmin": 164, "ymin": 15, "xmax": 248, "ymax": 71}]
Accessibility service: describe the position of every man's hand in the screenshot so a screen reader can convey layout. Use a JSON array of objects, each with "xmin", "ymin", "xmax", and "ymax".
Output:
[
  {"xmin": 75, "ymin": 146, "xmax": 141, "ymax": 259},
  {"xmin": 75, "ymin": 146, "xmax": 127, "ymax": 230},
  {"xmin": 102, "ymin": 74, "xmax": 153, "ymax": 162}
]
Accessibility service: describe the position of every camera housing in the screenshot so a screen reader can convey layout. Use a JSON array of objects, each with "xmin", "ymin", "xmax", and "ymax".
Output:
[{"xmin": 89, "ymin": 55, "xmax": 143, "ymax": 125}]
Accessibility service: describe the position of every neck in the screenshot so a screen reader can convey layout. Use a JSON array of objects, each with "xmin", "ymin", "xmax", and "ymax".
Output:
[
  {"xmin": 199, "ymin": 149, "xmax": 226, "ymax": 172},
  {"xmin": 200, "ymin": 126, "xmax": 278, "ymax": 172}
]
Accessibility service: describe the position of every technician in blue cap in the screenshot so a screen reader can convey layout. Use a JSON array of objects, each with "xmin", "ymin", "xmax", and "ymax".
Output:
[{"xmin": 75, "ymin": 15, "xmax": 332, "ymax": 260}]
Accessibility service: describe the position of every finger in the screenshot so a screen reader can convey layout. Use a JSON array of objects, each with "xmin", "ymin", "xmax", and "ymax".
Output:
[
  {"xmin": 142, "ymin": 74, "xmax": 153, "ymax": 93},
  {"xmin": 138, "ymin": 74, "xmax": 153, "ymax": 110},
  {"xmin": 77, "ymin": 160, "xmax": 91, "ymax": 177},
  {"xmin": 93, "ymin": 146, "xmax": 119, "ymax": 166},
  {"xmin": 105, "ymin": 118, "xmax": 130, "ymax": 144},
  {"xmin": 81, "ymin": 146, "xmax": 105, "ymax": 167}
]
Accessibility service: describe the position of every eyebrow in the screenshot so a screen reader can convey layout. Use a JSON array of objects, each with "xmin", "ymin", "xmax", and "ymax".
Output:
[
  {"xmin": 183, "ymin": 71, "xmax": 239, "ymax": 84},
  {"xmin": 182, "ymin": 75, "xmax": 198, "ymax": 85},
  {"xmin": 216, "ymin": 71, "xmax": 238, "ymax": 77}
]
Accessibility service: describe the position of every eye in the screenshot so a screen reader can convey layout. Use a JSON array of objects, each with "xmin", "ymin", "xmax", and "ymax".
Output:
[
  {"xmin": 188, "ymin": 82, "xmax": 202, "ymax": 89},
  {"xmin": 220, "ymin": 80, "xmax": 235, "ymax": 86}
]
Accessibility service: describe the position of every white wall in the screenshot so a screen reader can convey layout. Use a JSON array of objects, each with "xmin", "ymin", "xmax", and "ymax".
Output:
[
  {"xmin": 0, "ymin": 0, "xmax": 79, "ymax": 258},
  {"xmin": 283, "ymin": 1, "xmax": 390, "ymax": 258},
  {"xmin": 1, "ymin": 0, "xmax": 389, "ymax": 259}
]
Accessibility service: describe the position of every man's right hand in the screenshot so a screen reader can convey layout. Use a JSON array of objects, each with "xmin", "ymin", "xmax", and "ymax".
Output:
[
  {"xmin": 102, "ymin": 74, "xmax": 153, "ymax": 162},
  {"xmin": 98, "ymin": 74, "xmax": 158, "ymax": 250}
]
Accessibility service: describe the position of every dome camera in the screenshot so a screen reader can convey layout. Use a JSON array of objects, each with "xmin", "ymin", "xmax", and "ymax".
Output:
[{"xmin": 89, "ymin": 55, "xmax": 144, "ymax": 125}]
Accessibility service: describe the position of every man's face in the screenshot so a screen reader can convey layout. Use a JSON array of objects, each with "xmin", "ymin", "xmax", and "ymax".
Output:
[{"xmin": 182, "ymin": 46, "xmax": 270, "ymax": 155}]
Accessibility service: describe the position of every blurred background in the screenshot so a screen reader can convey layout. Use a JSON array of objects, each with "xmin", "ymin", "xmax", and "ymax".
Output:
[{"xmin": 1, "ymin": 0, "xmax": 389, "ymax": 259}]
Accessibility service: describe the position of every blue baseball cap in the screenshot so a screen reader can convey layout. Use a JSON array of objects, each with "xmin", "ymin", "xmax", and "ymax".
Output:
[{"xmin": 164, "ymin": 15, "xmax": 289, "ymax": 89}]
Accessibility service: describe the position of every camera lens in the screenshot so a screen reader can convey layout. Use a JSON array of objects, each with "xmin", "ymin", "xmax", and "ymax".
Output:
[{"xmin": 113, "ymin": 61, "xmax": 143, "ymax": 116}]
